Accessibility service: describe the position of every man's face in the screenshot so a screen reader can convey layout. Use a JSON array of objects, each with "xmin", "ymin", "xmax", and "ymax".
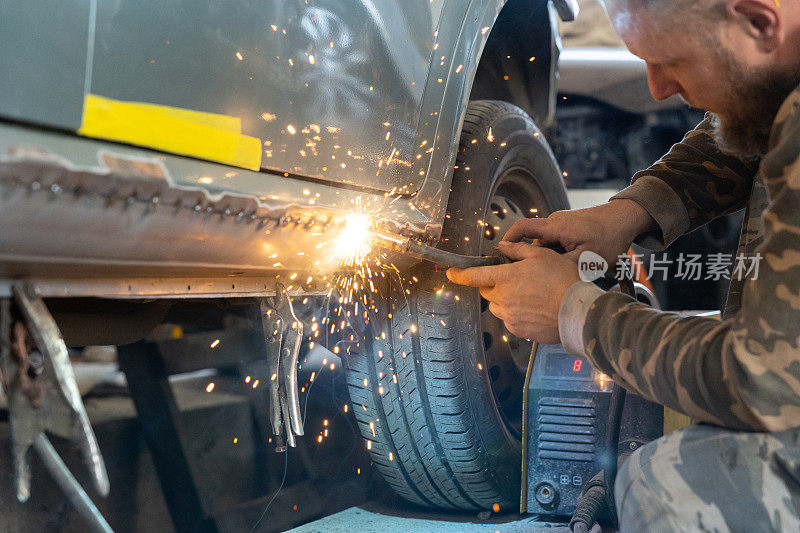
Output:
[{"xmin": 610, "ymin": 5, "xmax": 800, "ymax": 158}]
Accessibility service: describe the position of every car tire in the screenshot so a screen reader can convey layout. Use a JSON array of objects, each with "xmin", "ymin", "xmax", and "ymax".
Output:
[{"xmin": 346, "ymin": 100, "xmax": 568, "ymax": 510}]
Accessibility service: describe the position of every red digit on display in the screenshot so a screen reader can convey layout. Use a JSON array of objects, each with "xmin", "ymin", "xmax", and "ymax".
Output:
[{"xmin": 572, "ymin": 359, "xmax": 582, "ymax": 372}]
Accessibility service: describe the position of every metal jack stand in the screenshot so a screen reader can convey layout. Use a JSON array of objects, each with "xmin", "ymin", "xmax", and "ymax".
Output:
[
  {"xmin": 118, "ymin": 284, "xmax": 305, "ymax": 533},
  {"xmin": 1, "ymin": 283, "xmax": 112, "ymax": 533}
]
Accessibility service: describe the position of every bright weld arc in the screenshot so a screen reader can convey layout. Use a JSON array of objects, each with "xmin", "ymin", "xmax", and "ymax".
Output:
[
  {"xmin": 265, "ymin": 197, "xmax": 429, "ymax": 478},
  {"xmin": 331, "ymin": 213, "xmax": 374, "ymax": 266}
]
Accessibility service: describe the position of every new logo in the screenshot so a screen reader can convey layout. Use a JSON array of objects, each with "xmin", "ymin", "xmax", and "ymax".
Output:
[{"xmin": 578, "ymin": 250, "xmax": 608, "ymax": 282}]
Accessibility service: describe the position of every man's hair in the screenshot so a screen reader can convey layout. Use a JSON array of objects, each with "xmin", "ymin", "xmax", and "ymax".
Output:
[
  {"xmin": 600, "ymin": 0, "xmax": 725, "ymax": 32},
  {"xmin": 601, "ymin": 0, "xmax": 719, "ymax": 11}
]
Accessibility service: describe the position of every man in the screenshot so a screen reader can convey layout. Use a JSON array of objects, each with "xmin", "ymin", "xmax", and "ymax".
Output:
[{"xmin": 447, "ymin": 0, "xmax": 800, "ymax": 530}]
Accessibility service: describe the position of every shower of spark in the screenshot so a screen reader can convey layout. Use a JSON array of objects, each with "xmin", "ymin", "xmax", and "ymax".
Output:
[
  {"xmin": 234, "ymin": 19, "xmax": 471, "ymax": 519},
  {"xmin": 331, "ymin": 213, "xmax": 374, "ymax": 267}
]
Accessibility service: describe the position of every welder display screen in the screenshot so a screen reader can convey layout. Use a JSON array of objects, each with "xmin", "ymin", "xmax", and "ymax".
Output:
[{"xmin": 544, "ymin": 353, "xmax": 593, "ymax": 378}]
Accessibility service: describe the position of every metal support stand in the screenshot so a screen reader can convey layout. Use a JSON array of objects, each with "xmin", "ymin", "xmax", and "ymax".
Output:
[
  {"xmin": 116, "ymin": 284, "xmax": 305, "ymax": 532},
  {"xmin": 33, "ymin": 434, "xmax": 114, "ymax": 533},
  {"xmin": 117, "ymin": 341, "xmax": 218, "ymax": 533},
  {"xmin": 0, "ymin": 282, "xmax": 111, "ymax": 531}
]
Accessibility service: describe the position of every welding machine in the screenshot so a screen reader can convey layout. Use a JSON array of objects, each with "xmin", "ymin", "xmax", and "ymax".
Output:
[{"xmin": 523, "ymin": 343, "xmax": 663, "ymax": 517}]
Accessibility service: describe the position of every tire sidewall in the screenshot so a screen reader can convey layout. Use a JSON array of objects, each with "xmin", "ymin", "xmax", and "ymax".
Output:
[
  {"xmin": 349, "ymin": 101, "xmax": 570, "ymax": 510},
  {"xmin": 436, "ymin": 101, "xmax": 569, "ymax": 503},
  {"xmin": 441, "ymin": 106, "xmax": 568, "ymax": 256}
]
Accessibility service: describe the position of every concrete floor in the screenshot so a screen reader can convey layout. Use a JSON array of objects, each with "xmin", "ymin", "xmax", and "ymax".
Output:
[
  {"xmin": 1, "ymin": 364, "xmax": 581, "ymax": 532},
  {"xmin": 288, "ymin": 501, "xmax": 571, "ymax": 533},
  {"xmin": 0, "ymin": 367, "xmax": 383, "ymax": 532}
]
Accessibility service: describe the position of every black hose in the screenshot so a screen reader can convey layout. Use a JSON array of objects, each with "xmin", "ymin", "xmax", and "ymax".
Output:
[
  {"xmin": 572, "ymin": 523, "xmax": 590, "ymax": 533},
  {"xmin": 569, "ymin": 471, "xmax": 606, "ymax": 533},
  {"xmin": 601, "ymin": 276, "xmax": 634, "ymax": 527},
  {"xmin": 603, "ymin": 384, "xmax": 626, "ymax": 527},
  {"xmin": 569, "ymin": 384, "xmax": 626, "ymax": 533}
]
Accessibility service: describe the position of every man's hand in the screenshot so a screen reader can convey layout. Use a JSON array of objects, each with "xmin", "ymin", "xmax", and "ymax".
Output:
[
  {"xmin": 503, "ymin": 199, "xmax": 655, "ymax": 267},
  {"xmin": 446, "ymin": 241, "xmax": 580, "ymax": 343}
]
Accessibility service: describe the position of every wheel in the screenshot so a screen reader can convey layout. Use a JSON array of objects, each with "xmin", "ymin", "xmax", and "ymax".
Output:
[{"xmin": 346, "ymin": 100, "xmax": 569, "ymax": 510}]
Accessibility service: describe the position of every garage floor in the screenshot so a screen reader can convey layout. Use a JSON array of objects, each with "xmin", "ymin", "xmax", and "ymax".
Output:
[
  {"xmin": 289, "ymin": 502, "xmax": 571, "ymax": 533},
  {"xmin": 0, "ymin": 364, "xmax": 381, "ymax": 532},
  {"xmin": 0, "ymin": 359, "xmax": 583, "ymax": 532}
]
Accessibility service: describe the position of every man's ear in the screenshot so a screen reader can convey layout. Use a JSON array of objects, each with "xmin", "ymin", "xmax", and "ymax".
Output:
[{"xmin": 727, "ymin": 0, "xmax": 783, "ymax": 51}]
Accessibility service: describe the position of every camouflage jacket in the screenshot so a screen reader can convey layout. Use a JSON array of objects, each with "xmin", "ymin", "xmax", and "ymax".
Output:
[{"xmin": 559, "ymin": 88, "xmax": 800, "ymax": 431}]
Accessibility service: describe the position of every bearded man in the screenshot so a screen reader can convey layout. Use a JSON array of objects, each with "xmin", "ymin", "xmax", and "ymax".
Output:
[{"xmin": 448, "ymin": 0, "xmax": 800, "ymax": 529}]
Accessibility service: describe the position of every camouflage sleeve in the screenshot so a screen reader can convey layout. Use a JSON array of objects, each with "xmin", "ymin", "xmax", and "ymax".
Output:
[
  {"xmin": 611, "ymin": 113, "xmax": 759, "ymax": 250},
  {"xmin": 560, "ymin": 95, "xmax": 800, "ymax": 431}
]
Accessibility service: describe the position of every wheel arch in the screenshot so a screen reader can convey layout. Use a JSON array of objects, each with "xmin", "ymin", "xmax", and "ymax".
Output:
[
  {"xmin": 470, "ymin": 0, "xmax": 560, "ymax": 128},
  {"xmin": 406, "ymin": 0, "xmax": 561, "ymax": 239}
]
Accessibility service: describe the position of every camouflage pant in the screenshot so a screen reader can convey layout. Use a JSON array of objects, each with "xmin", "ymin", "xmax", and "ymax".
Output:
[{"xmin": 615, "ymin": 424, "xmax": 800, "ymax": 532}]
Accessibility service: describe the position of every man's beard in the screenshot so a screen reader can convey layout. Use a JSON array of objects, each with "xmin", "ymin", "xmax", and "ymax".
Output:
[{"xmin": 708, "ymin": 51, "xmax": 800, "ymax": 159}]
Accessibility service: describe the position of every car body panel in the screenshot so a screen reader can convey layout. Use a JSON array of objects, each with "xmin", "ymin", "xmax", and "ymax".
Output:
[
  {"xmin": 0, "ymin": 0, "xmax": 562, "ymax": 296},
  {"xmin": 0, "ymin": 1, "xmax": 91, "ymax": 130},
  {"xmin": 0, "ymin": 122, "xmax": 431, "ymax": 284},
  {"xmin": 89, "ymin": 0, "xmax": 439, "ymax": 192}
]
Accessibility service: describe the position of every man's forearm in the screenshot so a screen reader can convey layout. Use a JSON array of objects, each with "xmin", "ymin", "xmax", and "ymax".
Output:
[
  {"xmin": 610, "ymin": 176, "xmax": 691, "ymax": 249},
  {"xmin": 611, "ymin": 114, "xmax": 757, "ymax": 250},
  {"xmin": 608, "ymin": 197, "xmax": 658, "ymax": 242}
]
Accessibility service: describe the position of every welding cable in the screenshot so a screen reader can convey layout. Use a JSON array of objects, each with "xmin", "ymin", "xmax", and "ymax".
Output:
[
  {"xmin": 602, "ymin": 383, "xmax": 626, "ymax": 528},
  {"xmin": 33, "ymin": 435, "xmax": 113, "ymax": 533},
  {"xmin": 569, "ymin": 395, "xmax": 624, "ymax": 533},
  {"xmin": 249, "ymin": 448, "xmax": 289, "ymax": 533},
  {"xmin": 569, "ymin": 275, "xmax": 635, "ymax": 532},
  {"xmin": 602, "ymin": 275, "xmax": 635, "ymax": 527},
  {"xmin": 568, "ymin": 470, "xmax": 606, "ymax": 533}
]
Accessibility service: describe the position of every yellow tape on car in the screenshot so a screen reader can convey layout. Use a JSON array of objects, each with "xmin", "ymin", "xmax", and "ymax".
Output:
[{"xmin": 77, "ymin": 94, "xmax": 262, "ymax": 171}]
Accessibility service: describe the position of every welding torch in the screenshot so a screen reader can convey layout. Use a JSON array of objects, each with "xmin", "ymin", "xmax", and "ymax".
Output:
[
  {"xmin": 371, "ymin": 229, "xmax": 572, "ymax": 268},
  {"xmin": 370, "ymin": 229, "xmax": 634, "ymax": 296},
  {"xmin": 370, "ymin": 230, "xmax": 513, "ymax": 269}
]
